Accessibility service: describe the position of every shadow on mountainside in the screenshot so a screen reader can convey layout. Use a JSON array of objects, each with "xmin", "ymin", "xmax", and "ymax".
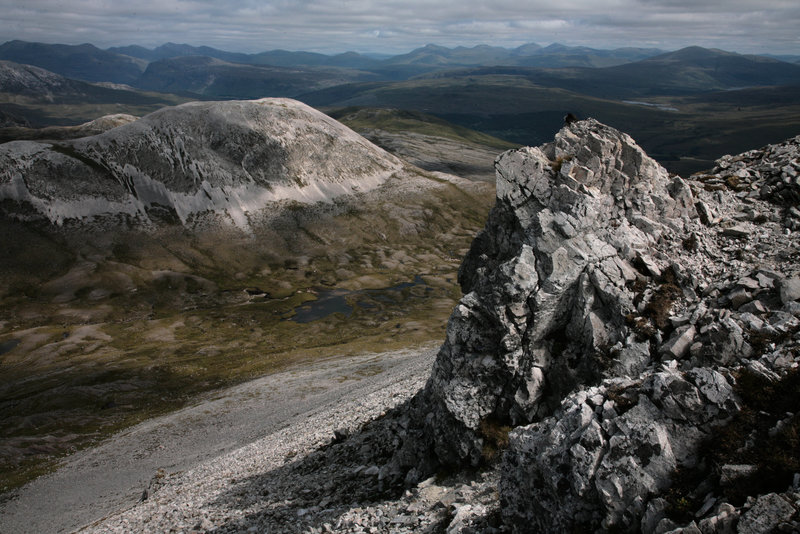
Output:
[
  {"xmin": 205, "ymin": 399, "xmax": 439, "ymax": 532},
  {"xmin": 205, "ymin": 391, "xmax": 503, "ymax": 534}
]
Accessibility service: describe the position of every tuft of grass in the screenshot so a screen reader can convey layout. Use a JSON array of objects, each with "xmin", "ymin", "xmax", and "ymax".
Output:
[
  {"xmin": 605, "ymin": 384, "xmax": 640, "ymax": 415},
  {"xmin": 643, "ymin": 272, "xmax": 682, "ymax": 331},
  {"xmin": 549, "ymin": 155, "xmax": 573, "ymax": 173},
  {"xmin": 479, "ymin": 417, "xmax": 512, "ymax": 462}
]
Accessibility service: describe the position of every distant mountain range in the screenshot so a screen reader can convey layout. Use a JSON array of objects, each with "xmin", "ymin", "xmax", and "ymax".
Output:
[
  {"xmin": 107, "ymin": 41, "xmax": 665, "ymax": 69},
  {"xmin": 0, "ymin": 39, "xmax": 668, "ymax": 88},
  {"xmin": 2, "ymin": 39, "xmax": 798, "ymax": 102},
  {"xmin": 134, "ymin": 55, "xmax": 380, "ymax": 99},
  {"xmin": 414, "ymin": 46, "xmax": 800, "ymax": 99},
  {"xmin": 1, "ymin": 39, "xmax": 798, "ymax": 103},
  {"xmin": 2, "ymin": 39, "xmax": 799, "ymax": 177}
]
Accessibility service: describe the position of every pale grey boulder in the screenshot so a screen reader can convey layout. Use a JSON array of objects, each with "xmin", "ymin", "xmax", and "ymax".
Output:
[{"xmin": 736, "ymin": 493, "xmax": 798, "ymax": 533}]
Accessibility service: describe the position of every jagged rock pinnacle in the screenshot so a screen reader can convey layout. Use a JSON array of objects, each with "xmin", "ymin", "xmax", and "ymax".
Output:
[
  {"xmin": 400, "ymin": 119, "xmax": 697, "ymax": 471},
  {"xmin": 386, "ymin": 119, "xmax": 800, "ymax": 532}
]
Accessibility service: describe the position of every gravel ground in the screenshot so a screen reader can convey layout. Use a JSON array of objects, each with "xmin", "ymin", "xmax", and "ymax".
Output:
[{"xmin": 0, "ymin": 345, "xmax": 437, "ymax": 534}]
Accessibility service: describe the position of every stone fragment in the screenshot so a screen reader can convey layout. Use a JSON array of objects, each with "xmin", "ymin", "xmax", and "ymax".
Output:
[
  {"xmin": 736, "ymin": 493, "xmax": 796, "ymax": 534},
  {"xmin": 660, "ymin": 325, "xmax": 696, "ymax": 360},
  {"xmin": 744, "ymin": 360, "xmax": 780, "ymax": 383},
  {"xmin": 638, "ymin": 253, "xmax": 664, "ymax": 278},
  {"xmin": 721, "ymin": 225, "xmax": 750, "ymax": 238},
  {"xmin": 641, "ymin": 498, "xmax": 669, "ymax": 534},
  {"xmin": 362, "ymin": 466, "xmax": 380, "ymax": 476},
  {"xmin": 727, "ymin": 287, "xmax": 752, "ymax": 309},
  {"xmin": 665, "ymin": 522, "xmax": 701, "ymax": 534},
  {"xmin": 738, "ymin": 300, "xmax": 768, "ymax": 315},
  {"xmin": 670, "ymin": 314, "xmax": 691, "ymax": 328},
  {"xmin": 446, "ymin": 503, "xmax": 487, "ymax": 533},
  {"xmin": 755, "ymin": 272, "xmax": 777, "ymax": 289},
  {"xmin": 695, "ymin": 496, "xmax": 717, "ymax": 518},
  {"xmin": 696, "ymin": 201, "xmax": 716, "ymax": 225},
  {"xmin": 655, "ymin": 518, "xmax": 680, "ymax": 533},
  {"xmin": 738, "ymin": 312, "xmax": 764, "ymax": 331},
  {"xmin": 769, "ymin": 311, "xmax": 800, "ymax": 333},
  {"xmin": 778, "ymin": 277, "xmax": 800, "ymax": 304},
  {"xmin": 736, "ymin": 277, "xmax": 761, "ymax": 291},
  {"xmin": 697, "ymin": 503, "xmax": 738, "ymax": 534}
]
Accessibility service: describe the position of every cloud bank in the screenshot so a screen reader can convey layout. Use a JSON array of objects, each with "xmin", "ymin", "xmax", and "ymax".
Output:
[{"xmin": 1, "ymin": 0, "xmax": 798, "ymax": 55}]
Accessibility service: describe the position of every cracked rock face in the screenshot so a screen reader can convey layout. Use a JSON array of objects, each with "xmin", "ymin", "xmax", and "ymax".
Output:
[
  {"xmin": 412, "ymin": 119, "xmax": 698, "ymax": 469},
  {"xmin": 388, "ymin": 118, "xmax": 800, "ymax": 532},
  {"xmin": 501, "ymin": 363, "xmax": 739, "ymax": 532}
]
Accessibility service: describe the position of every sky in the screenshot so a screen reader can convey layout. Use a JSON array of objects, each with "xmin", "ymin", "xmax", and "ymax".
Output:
[{"xmin": 1, "ymin": 0, "xmax": 799, "ymax": 56}]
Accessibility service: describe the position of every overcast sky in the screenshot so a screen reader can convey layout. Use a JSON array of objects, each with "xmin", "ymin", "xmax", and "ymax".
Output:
[{"xmin": 1, "ymin": 0, "xmax": 798, "ymax": 56}]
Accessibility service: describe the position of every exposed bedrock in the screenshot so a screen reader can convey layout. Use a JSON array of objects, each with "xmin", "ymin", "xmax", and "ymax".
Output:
[{"xmin": 386, "ymin": 119, "xmax": 800, "ymax": 533}]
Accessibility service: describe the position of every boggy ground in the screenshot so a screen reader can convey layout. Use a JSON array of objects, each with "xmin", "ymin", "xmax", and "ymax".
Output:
[{"xmin": 0, "ymin": 171, "xmax": 495, "ymax": 494}]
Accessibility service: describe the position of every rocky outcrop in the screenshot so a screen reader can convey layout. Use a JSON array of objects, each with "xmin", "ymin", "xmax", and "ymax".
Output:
[
  {"xmin": 384, "ymin": 119, "xmax": 800, "ymax": 532},
  {"xmin": 0, "ymin": 98, "xmax": 407, "ymax": 230},
  {"xmin": 393, "ymin": 119, "xmax": 699, "ymax": 473}
]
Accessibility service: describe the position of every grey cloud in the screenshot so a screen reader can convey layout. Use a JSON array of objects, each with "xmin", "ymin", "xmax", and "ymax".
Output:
[{"xmin": 0, "ymin": 0, "xmax": 797, "ymax": 55}]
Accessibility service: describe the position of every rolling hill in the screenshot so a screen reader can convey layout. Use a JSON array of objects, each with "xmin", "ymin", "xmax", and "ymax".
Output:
[
  {"xmin": 329, "ymin": 107, "xmax": 518, "ymax": 181},
  {"xmin": 137, "ymin": 56, "xmax": 379, "ymax": 98},
  {"xmin": 0, "ymin": 60, "xmax": 188, "ymax": 129},
  {"xmin": 584, "ymin": 46, "xmax": 800, "ymax": 96},
  {"xmin": 0, "ymin": 40, "xmax": 145, "ymax": 84}
]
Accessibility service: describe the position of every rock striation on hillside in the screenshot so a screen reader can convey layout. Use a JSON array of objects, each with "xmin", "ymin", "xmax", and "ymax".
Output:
[
  {"xmin": 0, "ymin": 59, "xmax": 75, "ymax": 97},
  {"xmin": 0, "ymin": 98, "xmax": 406, "ymax": 231}
]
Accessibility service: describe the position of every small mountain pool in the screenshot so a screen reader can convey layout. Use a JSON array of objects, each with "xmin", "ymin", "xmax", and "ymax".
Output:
[
  {"xmin": 289, "ymin": 275, "xmax": 429, "ymax": 324},
  {"xmin": 0, "ymin": 339, "xmax": 20, "ymax": 356}
]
